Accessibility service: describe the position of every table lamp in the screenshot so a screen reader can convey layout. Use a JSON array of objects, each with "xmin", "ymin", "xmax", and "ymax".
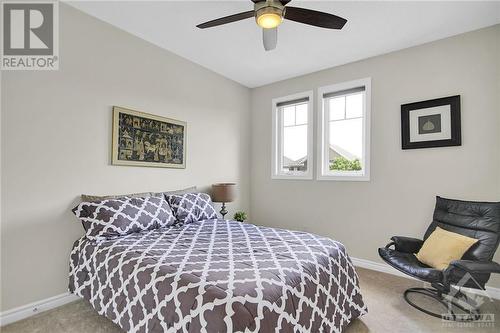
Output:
[{"xmin": 211, "ymin": 183, "xmax": 236, "ymax": 219}]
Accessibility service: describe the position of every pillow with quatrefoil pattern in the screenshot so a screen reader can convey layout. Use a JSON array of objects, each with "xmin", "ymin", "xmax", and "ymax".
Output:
[
  {"xmin": 72, "ymin": 195, "xmax": 176, "ymax": 241},
  {"xmin": 167, "ymin": 192, "xmax": 218, "ymax": 224}
]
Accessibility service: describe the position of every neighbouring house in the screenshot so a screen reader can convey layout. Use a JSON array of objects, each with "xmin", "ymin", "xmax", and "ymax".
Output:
[
  {"xmin": 283, "ymin": 144, "xmax": 360, "ymax": 172},
  {"xmin": 283, "ymin": 156, "xmax": 308, "ymax": 172}
]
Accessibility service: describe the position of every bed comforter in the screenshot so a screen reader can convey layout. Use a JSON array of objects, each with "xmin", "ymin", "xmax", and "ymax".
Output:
[{"xmin": 69, "ymin": 219, "xmax": 367, "ymax": 332}]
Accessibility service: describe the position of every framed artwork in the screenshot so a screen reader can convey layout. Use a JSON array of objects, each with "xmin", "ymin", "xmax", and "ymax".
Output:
[
  {"xmin": 401, "ymin": 95, "xmax": 461, "ymax": 150},
  {"xmin": 112, "ymin": 106, "xmax": 186, "ymax": 168}
]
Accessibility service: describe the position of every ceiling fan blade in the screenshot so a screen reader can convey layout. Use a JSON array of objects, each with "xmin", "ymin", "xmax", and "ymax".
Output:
[
  {"xmin": 197, "ymin": 10, "xmax": 254, "ymax": 29},
  {"xmin": 284, "ymin": 6, "xmax": 347, "ymax": 29},
  {"xmin": 263, "ymin": 27, "xmax": 277, "ymax": 51}
]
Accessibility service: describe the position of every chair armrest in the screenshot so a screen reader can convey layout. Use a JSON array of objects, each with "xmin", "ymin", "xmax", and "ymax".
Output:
[
  {"xmin": 448, "ymin": 260, "xmax": 500, "ymax": 275},
  {"xmin": 387, "ymin": 236, "xmax": 424, "ymax": 253}
]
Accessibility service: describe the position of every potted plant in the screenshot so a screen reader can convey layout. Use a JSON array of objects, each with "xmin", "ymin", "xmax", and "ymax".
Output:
[{"xmin": 233, "ymin": 211, "xmax": 247, "ymax": 222}]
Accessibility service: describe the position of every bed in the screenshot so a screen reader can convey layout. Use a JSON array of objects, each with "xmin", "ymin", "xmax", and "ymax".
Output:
[{"xmin": 69, "ymin": 219, "xmax": 367, "ymax": 332}]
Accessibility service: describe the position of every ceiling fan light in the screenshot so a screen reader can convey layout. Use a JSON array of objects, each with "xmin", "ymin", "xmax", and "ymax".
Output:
[{"xmin": 256, "ymin": 7, "xmax": 283, "ymax": 29}]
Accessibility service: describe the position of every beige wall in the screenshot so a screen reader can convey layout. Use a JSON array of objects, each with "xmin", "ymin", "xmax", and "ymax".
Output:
[
  {"xmin": 0, "ymin": 4, "xmax": 251, "ymax": 311},
  {"xmin": 250, "ymin": 25, "xmax": 500, "ymax": 288}
]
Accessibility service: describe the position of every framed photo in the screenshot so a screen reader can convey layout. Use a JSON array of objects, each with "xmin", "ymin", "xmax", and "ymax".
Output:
[
  {"xmin": 112, "ymin": 106, "xmax": 186, "ymax": 168},
  {"xmin": 401, "ymin": 95, "xmax": 461, "ymax": 150}
]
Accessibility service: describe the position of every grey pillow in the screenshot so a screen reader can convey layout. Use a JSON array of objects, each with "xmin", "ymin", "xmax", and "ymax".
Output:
[
  {"xmin": 81, "ymin": 192, "xmax": 152, "ymax": 202},
  {"xmin": 167, "ymin": 192, "xmax": 218, "ymax": 224},
  {"xmin": 73, "ymin": 195, "xmax": 176, "ymax": 241},
  {"xmin": 81, "ymin": 186, "xmax": 197, "ymax": 202}
]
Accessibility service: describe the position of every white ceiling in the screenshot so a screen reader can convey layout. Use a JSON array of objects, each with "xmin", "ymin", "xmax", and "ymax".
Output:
[{"xmin": 66, "ymin": 1, "xmax": 500, "ymax": 88}]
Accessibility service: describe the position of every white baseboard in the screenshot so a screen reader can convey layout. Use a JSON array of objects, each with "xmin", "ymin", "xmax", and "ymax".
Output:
[
  {"xmin": 0, "ymin": 292, "xmax": 79, "ymax": 327},
  {"xmin": 351, "ymin": 256, "xmax": 417, "ymax": 280},
  {"xmin": 351, "ymin": 257, "xmax": 500, "ymax": 300}
]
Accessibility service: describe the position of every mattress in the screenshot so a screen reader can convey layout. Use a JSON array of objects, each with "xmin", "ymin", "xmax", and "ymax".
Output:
[{"xmin": 69, "ymin": 219, "xmax": 367, "ymax": 332}]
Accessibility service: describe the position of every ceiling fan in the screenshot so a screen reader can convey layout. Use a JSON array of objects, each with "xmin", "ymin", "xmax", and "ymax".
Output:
[{"xmin": 196, "ymin": 0, "xmax": 347, "ymax": 51}]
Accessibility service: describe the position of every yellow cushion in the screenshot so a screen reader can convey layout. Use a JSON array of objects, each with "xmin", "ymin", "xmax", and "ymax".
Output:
[{"xmin": 415, "ymin": 227, "xmax": 478, "ymax": 270}]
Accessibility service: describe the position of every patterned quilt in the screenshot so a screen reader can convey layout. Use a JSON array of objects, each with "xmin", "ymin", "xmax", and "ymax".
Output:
[{"xmin": 69, "ymin": 219, "xmax": 367, "ymax": 332}]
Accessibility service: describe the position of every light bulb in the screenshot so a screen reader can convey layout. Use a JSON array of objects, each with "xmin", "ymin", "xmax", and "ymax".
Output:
[
  {"xmin": 255, "ymin": 6, "xmax": 283, "ymax": 29},
  {"xmin": 257, "ymin": 13, "xmax": 282, "ymax": 29}
]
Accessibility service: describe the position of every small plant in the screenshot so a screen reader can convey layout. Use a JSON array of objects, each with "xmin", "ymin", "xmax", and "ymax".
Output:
[{"xmin": 233, "ymin": 211, "xmax": 247, "ymax": 222}]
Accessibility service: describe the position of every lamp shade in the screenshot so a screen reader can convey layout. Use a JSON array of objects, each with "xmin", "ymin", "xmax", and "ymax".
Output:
[{"xmin": 211, "ymin": 183, "xmax": 236, "ymax": 203}]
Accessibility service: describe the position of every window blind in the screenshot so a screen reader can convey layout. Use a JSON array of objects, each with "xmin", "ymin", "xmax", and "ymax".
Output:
[
  {"xmin": 276, "ymin": 97, "xmax": 309, "ymax": 108},
  {"xmin": 323, "ymin": 86, "xmax": 365, "ymax": 99}
]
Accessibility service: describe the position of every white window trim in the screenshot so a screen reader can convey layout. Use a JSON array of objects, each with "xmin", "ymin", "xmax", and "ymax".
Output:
[
  {"xmin": 317, "ymin": 78, "xmax": 371, "ymax": 181},
  {"xmin": 271, "ymin": 91, "xmax": 314, "ymax": 180}
]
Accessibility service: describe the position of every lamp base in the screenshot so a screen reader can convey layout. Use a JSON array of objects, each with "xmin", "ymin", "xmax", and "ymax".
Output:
[{"xmin": 220, "ymin": 202, "xmax": 228, "ymax": 219}]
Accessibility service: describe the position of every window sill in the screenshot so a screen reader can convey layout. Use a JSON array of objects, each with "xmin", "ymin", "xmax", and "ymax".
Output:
[
  {"xmin": 317, "ymin": 174, "xmax": 370, "ymax": 182},
  {"xmin": 271, "ymin": 173, "xmax": 313, "ymax": 180}
]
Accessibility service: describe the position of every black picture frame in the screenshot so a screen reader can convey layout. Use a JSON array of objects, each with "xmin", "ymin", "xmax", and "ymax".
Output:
[{"xmin": 401, "ymin": 95, "xmax": 461, "ymax": 150}]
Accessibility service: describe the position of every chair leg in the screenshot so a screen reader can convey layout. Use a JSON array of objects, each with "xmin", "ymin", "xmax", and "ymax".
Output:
[{"xmin": 403, "ymin": 287, "xmax": 481, "ymax": 321}]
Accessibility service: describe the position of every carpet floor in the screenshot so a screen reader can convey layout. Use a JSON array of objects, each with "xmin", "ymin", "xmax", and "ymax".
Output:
[{"xmin": 2, "ymin": 267, "xmax": 499, "ymax": 332}]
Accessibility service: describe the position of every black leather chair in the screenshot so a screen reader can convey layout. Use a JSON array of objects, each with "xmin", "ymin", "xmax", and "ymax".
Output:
[{"xmin": 379, "ymin": 196, "xmax": 500, "ymax": 321}]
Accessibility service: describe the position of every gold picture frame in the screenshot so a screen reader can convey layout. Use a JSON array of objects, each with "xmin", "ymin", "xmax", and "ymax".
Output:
[{"xmin": 112, "ymin": 106, "xmax": 186, "ymax": 168}]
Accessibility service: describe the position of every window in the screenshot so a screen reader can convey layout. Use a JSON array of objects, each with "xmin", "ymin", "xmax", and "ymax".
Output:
[
  {"xmin": 272, "ymin": 91, "xmax": 313, "ymax": 179},
  {"xmin": 318, "ymin": 78, "xmax": 371, "ymax": 181}
]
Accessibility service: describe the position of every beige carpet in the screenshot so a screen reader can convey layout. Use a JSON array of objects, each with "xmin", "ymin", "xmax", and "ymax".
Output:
[{"xmin": 2, "ymin": 267, "xmax": 499, "ymax": 332}]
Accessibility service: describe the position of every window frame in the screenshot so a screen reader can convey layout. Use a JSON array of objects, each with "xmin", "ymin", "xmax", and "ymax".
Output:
[
  {"xmin": 317, "ymin": 78, "xmax": 371, "ymax": 181},
  {"xmin": 271, "ymin": 91, "xmax": 314, "ymax": 180}
]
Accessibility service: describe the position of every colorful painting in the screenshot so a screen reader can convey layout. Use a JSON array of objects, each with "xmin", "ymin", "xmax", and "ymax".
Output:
[{"xmin": 112, "ymin": 106, "xmax": 186, "ymax": 168}]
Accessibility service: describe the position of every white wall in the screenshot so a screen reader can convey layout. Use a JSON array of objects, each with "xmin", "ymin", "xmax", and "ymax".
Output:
[
  {"xmin": 250, "ymin": 25, "xmax": 500, "ymax": 288},
  {"xmin": 0, "ymin": 4, "xmax": 251, "ymax": 311}
]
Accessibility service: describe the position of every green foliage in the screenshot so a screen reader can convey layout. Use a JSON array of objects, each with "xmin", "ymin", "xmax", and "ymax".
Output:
[
  {"xmin": 233, "ymin": 211, "xmax": 247, "ymax": 222},
  {"xmin": 330, "ymin": 157, "xmax": 362, "ymax": 171}
]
